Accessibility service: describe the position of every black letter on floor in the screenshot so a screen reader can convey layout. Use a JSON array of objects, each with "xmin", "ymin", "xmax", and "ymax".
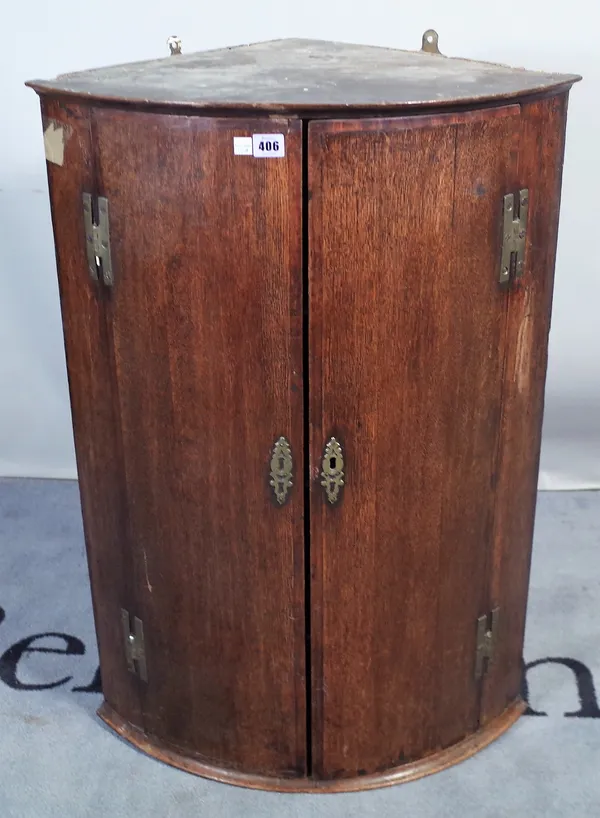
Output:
[
  {"xmin": 0, "ymin": 632, "xmax": 85, "ymax": 690},
  {"xmin": 522, "ymin": 656, "xmax": 600, "ymax": 718}
]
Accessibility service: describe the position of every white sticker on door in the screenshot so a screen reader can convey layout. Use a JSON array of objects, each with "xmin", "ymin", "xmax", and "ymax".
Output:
[
  {"xmin": 233, "ymin": 136, "xmax": 253, "ymax": 155},
  {"xmin": 252, "ymin": 134, "xmax": 285, "ymax": 158}
]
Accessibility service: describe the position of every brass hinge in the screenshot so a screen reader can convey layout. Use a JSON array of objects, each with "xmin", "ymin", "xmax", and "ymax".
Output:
[
  {"xmin": 121, "ymin": 609, "xmax": 147, "ymax": 682},
  {"xmin": 499, "ymin": 188, "xmax": 528, "ymax": 286},
  {"xmin": 475, "ymin": 607, "xmax": 500, "ymax": 679},
  {"xmin": 83, "ymin": 193, "xmax": 113, "ymax": 287}
]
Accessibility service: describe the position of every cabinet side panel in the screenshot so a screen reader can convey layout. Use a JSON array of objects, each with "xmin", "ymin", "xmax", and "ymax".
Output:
[
  {"xmin": 433, "ymin": 111, "xmax": 520, "ymax": 748},
  {"xmin": 482, "ymin": 93, "xmax": 569, "ymax": 722},
  {"xmin": 93, "ymin": 111, "xmax": 305, "ymax": 777},
  {"xmin": 41, "ymin": 99, "xmax": 142, "ymax": 725},
  {"xmin": 308, "ymin": 107, "xmax": 519, "ymax": 777}
]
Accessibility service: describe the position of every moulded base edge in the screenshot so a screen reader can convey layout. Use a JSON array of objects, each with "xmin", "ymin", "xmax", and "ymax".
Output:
[{"xmin": 98, "ymin": 697, "xmax": 526, "ymax": 793}]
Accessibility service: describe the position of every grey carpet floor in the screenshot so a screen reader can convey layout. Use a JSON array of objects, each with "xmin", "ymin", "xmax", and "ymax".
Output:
[{"xmin": 0, "ymin": 478, "xmax": 599, "ymax": 817}]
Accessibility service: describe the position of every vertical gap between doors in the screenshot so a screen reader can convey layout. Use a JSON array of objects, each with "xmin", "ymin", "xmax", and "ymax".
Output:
[{"xmin": 301, "ymin": 119, "xmax": 313, "ymax": 777}]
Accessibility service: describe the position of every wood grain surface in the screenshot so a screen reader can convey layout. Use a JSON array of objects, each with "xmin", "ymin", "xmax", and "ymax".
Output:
[
  {"xmin": 91, "ymin": 110, "xmax": 306, "ymax": 776},
  {"xmin": 41, "ymin": 98, "xmax": 143, "ymax": 728},
  {"xmin": 38, "ymin": 87, "xmax": 573, "ymax": 788},
  {"xmin": 99, "ymin": 697, "xmax": 525, "ymax": 791},
  {"xmin": 482, "ymin": 94, "xmax": 570, "ymax": 723},
  {"xmin": 308, "ymin": 106, "xmax": 521, "ymax": 778}
]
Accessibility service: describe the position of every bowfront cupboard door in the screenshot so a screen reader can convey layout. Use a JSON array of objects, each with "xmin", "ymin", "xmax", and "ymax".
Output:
[
  {"xmin": 91, "ymin": 111, "xmax": 306, "ymax": 777},
  {"xmin": 308, "ymin": 107, "xmax": 521, "ymax": 778}
]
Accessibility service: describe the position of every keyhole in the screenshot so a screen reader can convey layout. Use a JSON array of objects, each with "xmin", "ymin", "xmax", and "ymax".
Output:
[
  {"xmin": 330, "ymin": 457, "xmax": 337, "ymax": 470},
  {"xmin": 279, "ymin": 457, "xmax": 285, "ymax": 470}
]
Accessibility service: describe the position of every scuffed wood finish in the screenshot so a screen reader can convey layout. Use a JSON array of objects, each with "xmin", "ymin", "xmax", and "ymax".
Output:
[
  {"xmin": 482, "ymin": 94, "xmax": 570, "ymax": 722},
  {"xmin": 41, "ymin": 99, "xmax": 142, "ymax": 728},
  {"xmin": 26, "ymin": 38, "xmax": 580, "ymax": 113},
  {"xmin": 308, "ymin": 107, "xmax": 520, "ymax": 778},
  {"xmin": 93, "ymin": 111, "xmax": 306, "ymax": 776}
]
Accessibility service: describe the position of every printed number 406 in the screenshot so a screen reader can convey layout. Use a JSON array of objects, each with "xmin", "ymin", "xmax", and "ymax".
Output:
[{"xmin": 252, "ymin": 133, "xmax": 285, "ymax": 157}]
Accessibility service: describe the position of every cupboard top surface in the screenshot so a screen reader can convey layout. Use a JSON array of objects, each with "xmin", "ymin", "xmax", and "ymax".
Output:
[{"xmin": 27, "ymin": 38, "xmax": 580, "ymax": 112}]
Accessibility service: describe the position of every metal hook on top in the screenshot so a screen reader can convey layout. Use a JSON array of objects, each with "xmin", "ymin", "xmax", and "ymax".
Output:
[
  {"xmin": 421, "ymin": 29, "xmax": 441, "ymax": 55},
  {"xmin": 167, "ymin": 36, "xmax": 182, "ymax": 56}
]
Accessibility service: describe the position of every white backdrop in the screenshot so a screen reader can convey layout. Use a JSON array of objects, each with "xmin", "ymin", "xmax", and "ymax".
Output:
[{"xmin": 1, "ymin": 1, "xmax": 598, "ymax": 486}]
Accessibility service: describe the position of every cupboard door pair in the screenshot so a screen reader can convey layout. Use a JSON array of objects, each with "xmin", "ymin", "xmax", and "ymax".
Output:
[{"xmin": 45, "ymin": 98, "xmax": 566, "ymax": 781}]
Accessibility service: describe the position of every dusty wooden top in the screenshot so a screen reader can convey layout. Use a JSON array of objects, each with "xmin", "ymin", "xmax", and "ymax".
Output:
[{"xmin": 27, "ymin": 37, "xmax": 580, "ymax": 112}]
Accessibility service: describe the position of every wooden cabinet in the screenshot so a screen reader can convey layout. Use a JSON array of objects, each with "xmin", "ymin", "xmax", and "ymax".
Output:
[{"xmin": 28, "ymin": 35, "xmax": 579, "ymax": 791}]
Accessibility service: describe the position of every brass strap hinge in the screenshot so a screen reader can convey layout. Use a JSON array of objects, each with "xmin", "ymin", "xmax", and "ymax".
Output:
[
  {"xmin": 121, "ymin": 609, "xmax": 147, "ymax": 682},
  {"xmin": 83, "ymin": 193, "xmax": 114, "ymax": 287},
  {"xmin": 499, "ymin": 188, "xmax": 529, "ymax": 286},
  {"xmin": 475, "ymin": 607, "xmax": 500, "ymax": 679}
]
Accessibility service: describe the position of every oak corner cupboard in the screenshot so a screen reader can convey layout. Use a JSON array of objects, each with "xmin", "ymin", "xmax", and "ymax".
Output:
[{"xmin": 27, "ymin": 31, "xmax": 580, "ymax": 792}]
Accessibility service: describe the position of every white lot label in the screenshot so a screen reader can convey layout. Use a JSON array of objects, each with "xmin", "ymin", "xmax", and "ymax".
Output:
[
  {"xmin": 252, "ymin": 134, "xmax": 285, "ymax": 158},
  {"xmin": 233, "ymin": 136, "xmax": 253, "ymax": 155}
]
